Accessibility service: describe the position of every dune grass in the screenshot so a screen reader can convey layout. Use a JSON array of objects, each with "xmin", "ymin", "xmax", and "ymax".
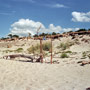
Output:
[{"xmin": 27, "ymin": 42, "xmax": 51, "ymax": 54}]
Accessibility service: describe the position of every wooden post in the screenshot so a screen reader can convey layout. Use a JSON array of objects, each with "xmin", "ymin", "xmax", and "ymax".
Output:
[
  {"xmin": 51, "ymin": 38, "xmax": 52, "ymax": 64},
  {"xmin": 40, "ymin": 39, "xmax": 43, "ymax": 63}
]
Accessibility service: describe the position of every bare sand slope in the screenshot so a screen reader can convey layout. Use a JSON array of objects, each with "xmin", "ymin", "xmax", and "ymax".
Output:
[
  {"xmin": 0, "ymin": 59, "xmax": 90, "ymax": 90},
  {"xmin": 0, "ymin": 35, "xmax": 90, "ymax": 90}
]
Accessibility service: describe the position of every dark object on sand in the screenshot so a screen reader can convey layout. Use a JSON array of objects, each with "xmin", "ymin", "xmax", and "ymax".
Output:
[
  {"xmin": 77, "ymin": 61, "xmax": 90, "ymax": 66},
  {"xmin": 2, "ymin": 54, "xmax": 43, "ymax": 63},
  {"xmin": 3, "ymin": 54, "xmax": 34, "ymax": 62},
  {"xmin": 86, "ymin": 87, "xmax": 90, "ymax": 90}
]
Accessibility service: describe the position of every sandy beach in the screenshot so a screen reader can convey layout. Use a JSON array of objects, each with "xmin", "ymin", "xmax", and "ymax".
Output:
[
  {"xmin": 0, "ymin": 59, "xmax": 90, "ymax": 90},
  {"xmin": 0, "ymin": 35, "xmax": 90, "ymax": 90}
]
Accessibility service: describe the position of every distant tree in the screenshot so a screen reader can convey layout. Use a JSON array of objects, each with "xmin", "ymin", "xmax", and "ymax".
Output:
[
  {"xmin": 63, "ymin": 32, "xmax": 67, "ymax": 34},
  {"xmin": 8, "ymin": 34, "xmax": 19, "ymax": 39},
  {"xmin": 33, "ymin": 34, "xmax": 38, "ymax": 37},
  {"xmin": 76, "ymin": 29, "xmax": 87, "ymax": 32},
  {"xmin": 12, "ymin": 35, "xmax": 19, "ymax": 38},
  {"xmin": 1, "ymin": 37, "xmax": 8, "ymax": 40},
  {"xmin": 67, "ymin": 31, "xmax": 73, "ymax": 33},
  {"xmin": 52, "ymin": 32, "xmax": 56, "ymax": 35},
  {"xmin": 57, "ymin": 33, "xmax": 60, "ymax": 34},
  {"xmin": 88, "ymin": 29, "xmax": 90, "ymax": 31},
  {"xmin": 45, "ymin": 33, "xmax": 50, "ymax": 36},
  {"xmin": 1, "ymin": 36, "xmax": 9, "ymax": 40},
  {"xmin": 48, "ymin": 33, "xmax": 51, "ymax": 35},
  {"xmin": 8, "ymin": 34, "xmax": 13, "ymax": 38},
  {"xmin": 39, "ymin": 33, "xmax": 46, "ymax": 36}
]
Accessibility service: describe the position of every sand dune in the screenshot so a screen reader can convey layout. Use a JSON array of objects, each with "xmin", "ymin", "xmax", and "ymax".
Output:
[{"xmin": 0, "ymin": 35, "xmax": 90, "ymax": 90}]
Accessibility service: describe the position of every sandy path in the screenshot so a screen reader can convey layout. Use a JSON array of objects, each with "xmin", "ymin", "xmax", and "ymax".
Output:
[{"xmin": 0, "ymin": 59, "xmax": 90, "ymax": 90}]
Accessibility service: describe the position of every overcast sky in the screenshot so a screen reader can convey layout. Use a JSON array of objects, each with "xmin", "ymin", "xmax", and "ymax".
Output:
[{"xmin": 0, "ymin": 0, "xmax": 90, "ymax": 37}]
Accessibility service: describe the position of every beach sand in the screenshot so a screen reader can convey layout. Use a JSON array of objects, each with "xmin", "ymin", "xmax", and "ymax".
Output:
[
  {"xmin": 0, "ymin": 59, "xmax": 90, "ymax": 90},
  {"xmin": 0, "ymin": 35, "xmax": 90, "ymax": 90}
]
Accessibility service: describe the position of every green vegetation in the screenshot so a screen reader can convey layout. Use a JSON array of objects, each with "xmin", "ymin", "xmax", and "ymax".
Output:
[
  {"xmin": 88, "ymin": 54, "xmax": 90, "ymax": 59},
  {"xmin": 76, "ymin": 29, "xmax": 87, "ymax": 32},
  {"xmin": 64, "ymin": 51, "xmax": 72, "ymax": 53},
  {"xmin": 57, "ymin": 42, "xmax": 73, "ymax": 50},
  {"xmin": 88, "ymin": 29, "xmax": 90, "ymax": 31},
  {"xmin": 12, "ymin": 35, "xmax": 19, "ymax": 38},
  {"xmin": 3, "ymin": 50, "xmax": 14, "ymax": 53},
  {"xmin": 39, "ymin": 33, "xmax": 46, "ymax": 36},
  {"xmin": 8, "ymin": 34, "xmax": 13, "ymax": 38},
  {"xmin": 82, "ymin": 51, "xmax": 90, "ymax": 59},
  {"xmin": 3, "ymin": 48, "xmax": 24, "ymax": 53},
  {"xmin": 33, "ymin": 34, "xmax": 38, "ymax": 37},
  {"xmin": 82, "ymin": 52, "xmax": 87, "ymax": 59},
  {"xmin": 60, "ymin": 53, "xmax": 69, "ymax": 58},
  {"xmin": 32, "ymin": 28, "xmax": 90, "ymax": 37},
  {"xmin": 52, "ymin": 32, "xmax": 56, "ymax": 35},
  {"xmin": 57, "ymin": 43, "xmax": 66, "ymax": 50},
  {"xmin": 8, "ymin": 34, "xmax": 19, "ymax": 38},
  {"xmin": 43, "ymin": 42, "xmax": 51, "ymax": 51},
  {"xmin": 1, "ymin": 37, "xmax": 9, "ymax": 40},
  {"xmin": 27, "ymin": 44, "xmax": 40, "ymax": 54},
  {"xmin": 15, "ymin": 48, "xmax": 23, "ymax": 53},
  {"xmin": 27, "ymin": 42, "xmax": 51, "ymax": 54}
]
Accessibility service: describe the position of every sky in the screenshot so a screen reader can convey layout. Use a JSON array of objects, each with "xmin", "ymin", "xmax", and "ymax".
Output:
[{"xmin": 0, "ymin": 0, "xmax": 90, "ymax": 37}]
